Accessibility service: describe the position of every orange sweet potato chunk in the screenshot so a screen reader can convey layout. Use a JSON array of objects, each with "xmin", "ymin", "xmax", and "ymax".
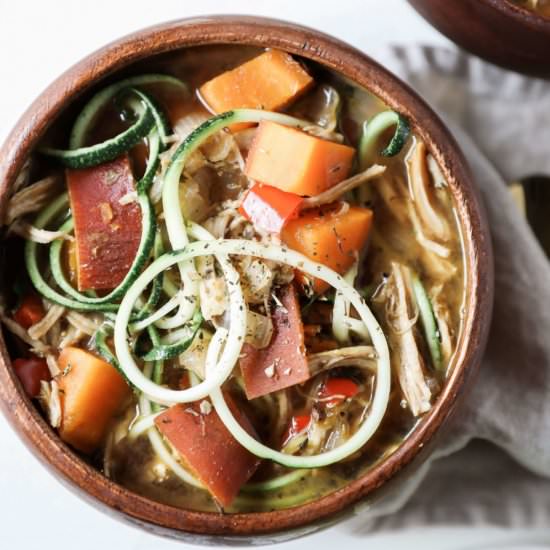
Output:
[
  {"xmin": 282, "ymin": 205, "xmax": 373, "ymax": 293},
  {"xmin": 66, "ymin": 155, "xmax": 141, "ymax": 291},
  {"xmin": 57, "ymin": 347, "xmax": 130, "ymax": 453},
  {"xmin": 244, "ymin": 121, "xmax": 355, "ymax": 196},
  {"xmin": 239, "ymin": 284, "xmax": 309, "ymax": 399},
  {"xmin": 199, "ymin": 49, "xmax": 313, "ymax": 114},
  {"xmin": 155, "ymin": 398, "xmax": 260, "ymax": 507}
]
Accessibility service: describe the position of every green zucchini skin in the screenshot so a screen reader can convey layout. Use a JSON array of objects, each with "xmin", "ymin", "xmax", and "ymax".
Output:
[
  {"xmin": 93, "ymin": 327, "xmax": 138, "ymax": 389},
  {"xmin": 40, "ymin": 100, "xmax": 155, "ymax": 169},
  {"xmin": 141, "ymin": 311, "xmax": 203, "ymax": 361},
  {"xmin": 69, "ymin": 73, "xmax": 187, "ymax": 149},
  {"xmin": 40, "ymin": 83, "xmax": 176, "ymax": 170},
  {"xmin": 381, "ymin": 113, "xmax": 410, "ymax": 157},
  {"xmin": 359, "ymin": 110, "xmax": 411, "ymax": 169},
  {"xmin": 411, "ymin": 272, "xmax": 444, "ymax": 371},
  {"xmin": 130, "ymin": 233, "xmax": 165, "ymax": 324},
  {"xmin": 25, "ymin": 194, "xmax": 120, "ymax": 312},
  {"xmin": 33, "ymin": 89, "xmax": 170, "ymax": 311}
]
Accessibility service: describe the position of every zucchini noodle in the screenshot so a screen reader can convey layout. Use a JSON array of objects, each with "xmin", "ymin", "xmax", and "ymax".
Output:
[
  {"xmin": 11, "ymin": 47, "xmax": 464, "ymax": 512},
  {"xmin": 114, "ymin": 242, "xmax": 247, "ymax": 406},
  {"xmin": 139, "ymin": 362, "xmax": 202, "ymax": 489},
  {"xmin": 113, "ymin": 238, "xmax": 390, "ymax": 466},
  {"xmin": 25, "ymin": 195, "xmax": 119, "ymax": 312},
  {"xmin": 69, "ymin": 74, "xmax": 185, "ymax": 149}
]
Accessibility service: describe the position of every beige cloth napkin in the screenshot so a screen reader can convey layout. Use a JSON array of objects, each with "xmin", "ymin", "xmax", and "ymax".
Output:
[{"xmin": 341, "ymin": 46, "xmax": 550, "ymax": 531}]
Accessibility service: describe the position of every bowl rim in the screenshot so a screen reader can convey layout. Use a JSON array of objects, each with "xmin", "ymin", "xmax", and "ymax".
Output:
[
  {"xmin": 0, "ymin": 15, "xmax": 494, "ymax": 539},
  {"xmin": 483, "ymin": 0, "xmax": 550, "ymax": 27}
]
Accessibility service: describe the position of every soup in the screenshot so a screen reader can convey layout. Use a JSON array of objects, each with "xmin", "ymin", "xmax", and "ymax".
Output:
[
  {"xmin": 0, "ymin": 45, "xmax": 465, "ymax": 513},
  {"xmin": 509, "ymin": 0, "xmax": 550, "ymax": 16}
]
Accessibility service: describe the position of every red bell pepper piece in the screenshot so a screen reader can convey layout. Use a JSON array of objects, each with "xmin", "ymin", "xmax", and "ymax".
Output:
[
  {"xmin": 239, "ymin": 183, "xmax": 303, "ymax": 233},
  {"xmin": 281, "ymin": 413, "xmax": 311, "ymax": 447},
  {"xmin": 13, "ymin": 294, "xmax": 45, "ymax": 329},
  {"xmin": 12, "ymin": 357, "xmax": 51, "ymax": 397},
  {"xmin": 319, "ymin": 377, "xmax": 359, "ymax": 407}
]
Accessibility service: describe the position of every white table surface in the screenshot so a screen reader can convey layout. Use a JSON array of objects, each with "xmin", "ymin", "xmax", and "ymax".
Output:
[{"xmin": 1, "ymin": 1, "xmax": 549, "ymax": 549}]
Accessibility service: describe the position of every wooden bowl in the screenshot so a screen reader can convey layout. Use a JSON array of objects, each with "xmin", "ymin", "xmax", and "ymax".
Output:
[
  {"xmin": 408, "ymin": 0, "xmax": 550, "ymax": 78},
  {"xmin": 0, "ymin": 16, "xmax": 494, "ymax": 544}
]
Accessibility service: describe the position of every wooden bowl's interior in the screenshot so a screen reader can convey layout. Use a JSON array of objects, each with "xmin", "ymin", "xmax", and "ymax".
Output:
[{"xmin": 0, "ymin": 16, "xmax": 493, "ymax": 542}]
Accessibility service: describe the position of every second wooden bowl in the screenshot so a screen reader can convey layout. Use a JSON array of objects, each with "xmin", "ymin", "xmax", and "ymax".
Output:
[{"xmin": 408, "ymin": 0, "xmax": 550, "ymax": 78}]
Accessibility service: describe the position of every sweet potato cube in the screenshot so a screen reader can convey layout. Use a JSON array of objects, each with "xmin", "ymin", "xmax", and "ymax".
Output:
[
  {"xmin": 199, "ymin": 49, "xmax": 313, "ymax": 115},
  {"xmin": 244, "ymin": 121, "xmax": 355, "ymax": 196},
  {"xmin": 282, "ymin": 205, "xmax": 373, "ymax": 293},
  {"xmin": 239, "ymin": 285, "xmax": 309, "ymax": 399},
  {"xmin": 66, "ymin": 155, "xmax": 141, "ymax": 291},
  {"xmin": 155, "ymin": 399, "xmax": 260, "ymax": 507},
  {"xmin": 57, "ymin": 347, "xmax": 130, "ymax": 453}
]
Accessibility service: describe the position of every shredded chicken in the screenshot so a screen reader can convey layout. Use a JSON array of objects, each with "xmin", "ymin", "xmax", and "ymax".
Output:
[
  {"xmin": 58, "ymin": 325, "xmax": 87, "ymax": 349},
  {"xmin": 389, "ymin": 262, "xmax": 432, "ymax": 416},
  {"xmin": 426, "ymin": 154, "xmax": 447, "ymax": 189},
  {"xmin": 3, "ymin": 175, "xmax": 61, "ymax": 226},
  {"xmin": 8, "ymin": 220, "xmax": 73, "ymax": 244},
  {"xmin": 406, "ymin": 140, "xmax": 450, "ymax": 242},
  {"xmin": 0, "ymin": 308, "xmax": 50, "ymax": 355},
  {"xmin": 65, "ymin": 311, "xmax": 103, "ymax": 336},
  {"xmin": 45, "ymin": 353, "xmax": 61, "ymax": 377},
  {"xmin": 376, "ymin": 174, "xmax": 412, "ymax": 225},
  {"xmin": 28, "ymin": 304, "xmax": 65, "ymax": 340},
  {"xmin": 407, "ymin": 202, "xmax": 450, "ymax": 259},
  {"xmin": 38, "ymin": 380, "xmax": 62, "ymax": 428},
  {"xmin": 302, "ymin": 164, "xmax": 386, "ymax": 209}
]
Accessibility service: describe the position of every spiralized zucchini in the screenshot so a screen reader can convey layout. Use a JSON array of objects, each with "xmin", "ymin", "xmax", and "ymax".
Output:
[
  {"xmin": 359, "ymin": 110, "xmax": 410, "ymax": 168},
  {"xmin": 69, "ymin": 73, "xmax": 186, "ymax": 149},
  {"xmin": 113, "ymin": 238, "xmax": 391, "ymax": 467},
  {"xmin": 41, "ymin": 93, "xmax": 155, "ymax": 169},
  {"xmin": 30, "ymin": 89, "xmax": 170, "ymax": 312},
  {"xmin": 25, "ymin": 195, "xmax": 119, "ymax": 312},
  {"xmin": 114, "ymin": 241, "xmax": 247, "ymax": 406},
  {"xmin": 25, "ymin": 91, "xmax": 399, "ymax": 487}
]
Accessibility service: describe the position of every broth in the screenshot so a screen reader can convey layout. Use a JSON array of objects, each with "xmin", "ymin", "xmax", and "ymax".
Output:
[{"xmin": 1, "ymin": 45, "xmax": 465, "ymax": 513}]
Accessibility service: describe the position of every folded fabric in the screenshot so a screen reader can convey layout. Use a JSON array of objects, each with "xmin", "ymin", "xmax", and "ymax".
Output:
[{"xmin": 336, "ymin": 45, "xmax": 550, "ymax": 532}]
